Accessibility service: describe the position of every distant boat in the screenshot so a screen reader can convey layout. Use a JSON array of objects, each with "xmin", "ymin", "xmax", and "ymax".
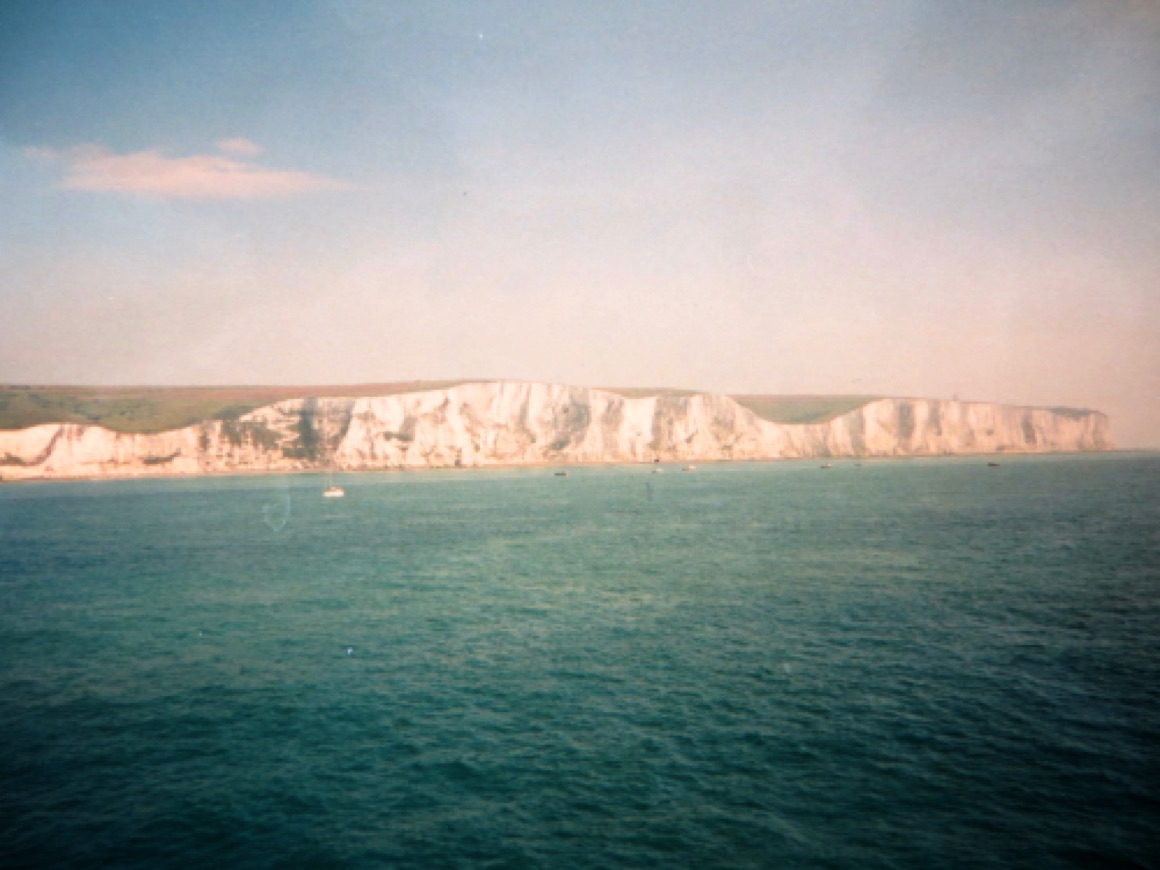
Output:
[
  {"xmin": 820, "ymin": 463, "xmax": 832, "ymax": 469},
  {"xmin": 682, "ymin": 465, "xmax": 696, "ymax": 472},
  {"xmin": 987, "ymin": 461, "xmax": 1000, "ymax": 467},
  {"xmin": 324, "ymin": 457, "xmax": 345, "ymax": 497},
  {"xmin": 555, "ymin": 471, "xmax": 568, "ymax": 477},
  {"xmin": 652, "ymin": 468, "xmax": 664, "ymax": 474}
]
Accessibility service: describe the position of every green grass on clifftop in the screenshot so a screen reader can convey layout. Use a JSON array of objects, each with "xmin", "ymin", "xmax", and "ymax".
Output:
[
  {"xmin": 602, "ymin": 388, "xmax": 879, "ymax": 423},
  {"xmin": 730, "ymin": 395, "xmax": 881, "ymax": 424},
  {"xmin": 600, "ymin": 387, "xmax": 702, "ymax": 400},
  {"xmin": 3, "ymin": 383, "xmax": 877, "ymax": 431},
  {"xmin": 0, "ymin": 383, "xmax": 1095, "ymax": 433},
  {"xmin": 0, "ymin": 382, "xmax": 473, "ymax": 433}
]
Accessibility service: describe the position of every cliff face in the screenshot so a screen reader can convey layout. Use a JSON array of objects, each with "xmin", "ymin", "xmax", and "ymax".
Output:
[{"xmin": 0, "ymin": 381, "xmax": 1112, "ymax": 480}]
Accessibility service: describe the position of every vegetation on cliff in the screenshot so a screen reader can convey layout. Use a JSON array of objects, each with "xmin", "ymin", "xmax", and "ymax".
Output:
[
  {"xmin": 0, "ymin": 382, "xmax": 1096, "ymax": 435},
  {"xmin": 0, "ymin": 382, "xmax": 472, "ymax": 433}
]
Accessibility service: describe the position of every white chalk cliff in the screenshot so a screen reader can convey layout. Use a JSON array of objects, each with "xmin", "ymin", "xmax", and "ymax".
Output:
[{"xmin": 0, "ymin": 381, "xmax": 1112, "ymax": 480}]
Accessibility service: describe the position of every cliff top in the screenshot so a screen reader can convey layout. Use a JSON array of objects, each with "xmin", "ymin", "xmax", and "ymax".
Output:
[
  {"xmin": 0, "ymin": 381, "xmax": 1097, "ymax": 434},
  {"xmin": 0, "ymin": 381, "xmax": 474, "ymax": 433}
]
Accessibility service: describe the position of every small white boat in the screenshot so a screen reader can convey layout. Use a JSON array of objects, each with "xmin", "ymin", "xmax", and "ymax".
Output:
[
  {"xmin": 682, "ymin": 465, "xmax": 696, "ymax": 472},
  {"xmin": 320, "ymin": 406, "xmax": 346, "ymax": 497}
]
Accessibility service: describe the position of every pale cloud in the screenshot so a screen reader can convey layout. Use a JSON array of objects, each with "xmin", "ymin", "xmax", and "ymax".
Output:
[
  {"xmin": 215, "ymin": 137, "xmax": 264, "ymax": 156},
  {"xmin": 26, "ymin": 144, "xmax": 349, "ymax": 199}
]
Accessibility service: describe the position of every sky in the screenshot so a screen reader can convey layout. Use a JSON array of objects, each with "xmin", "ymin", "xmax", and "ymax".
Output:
[{"xmin": 1, "ymin": 1, "xmax": 1157, "ymax": 445}]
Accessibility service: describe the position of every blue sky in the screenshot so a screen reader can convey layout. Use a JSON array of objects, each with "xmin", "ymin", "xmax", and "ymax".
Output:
[{"xmin": 1, "ymin": 1, "xmax": 1158, "ymax": 444}]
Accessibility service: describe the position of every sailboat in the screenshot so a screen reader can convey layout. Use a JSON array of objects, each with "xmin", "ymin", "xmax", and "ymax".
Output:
[{"xmin": 323, "ymin": 475, "xmax": 345, "ymax": 498}]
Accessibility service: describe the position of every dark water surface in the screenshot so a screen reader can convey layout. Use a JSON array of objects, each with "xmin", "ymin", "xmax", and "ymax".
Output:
[{"xmin": 2, "ymin": 455, "xmax": 1158, "ymax": 868}]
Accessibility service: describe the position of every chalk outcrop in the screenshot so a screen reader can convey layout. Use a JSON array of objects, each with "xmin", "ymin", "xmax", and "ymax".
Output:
[{"xmin": 0, "ymin": 381, "xmax": 1112, "ymax": 480}]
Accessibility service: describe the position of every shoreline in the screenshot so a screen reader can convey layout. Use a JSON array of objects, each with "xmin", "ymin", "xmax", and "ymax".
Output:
[
  {"xmin": 0, "ymin": 386, "xmax": 1113, "ymax": 485},
  {"xmin": 0, "ymin": 448, "xmax": 1145, "ymax": 487}
]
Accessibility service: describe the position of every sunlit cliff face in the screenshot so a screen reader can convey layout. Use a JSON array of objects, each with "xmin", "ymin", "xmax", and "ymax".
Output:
[{"xmin": 0, "ymin": 382, "xmax": 1110, "ymax": 480}]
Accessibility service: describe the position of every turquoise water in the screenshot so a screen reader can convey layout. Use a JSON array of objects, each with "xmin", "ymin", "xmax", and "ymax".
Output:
[{"xmin": 1, "ymin": 456, "xmax": 1158, "ymax": 868}]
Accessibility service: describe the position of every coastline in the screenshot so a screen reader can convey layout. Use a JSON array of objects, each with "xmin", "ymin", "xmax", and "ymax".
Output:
[
  {"xmin": 0, "ymin": 448, "xmax": 1144, "ymax": 487},
  {"xmin": 0, "ymin": 383, "xmax": 1114, "ymax": 483}
]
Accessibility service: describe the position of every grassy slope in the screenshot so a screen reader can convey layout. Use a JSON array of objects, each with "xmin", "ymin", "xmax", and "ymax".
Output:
[
  {"xmin": 0, "ymin": 382, "xmax": 473, "ymax": 433},
  {"xmin": 599, "ymin": 387, "xmax": 701, "ymax": 400},
  {"xmin": 600, "ymin": 388, "xmax": 878, "ymax": 424},
  {"xmin": 730, "ymin": 395, "xmax": 881, "ymax": 424}
]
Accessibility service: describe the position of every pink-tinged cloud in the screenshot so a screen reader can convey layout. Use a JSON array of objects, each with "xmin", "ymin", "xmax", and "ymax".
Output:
[
  {"xmin": 27, "ymin": 144, "xmax": 349, "ymax": 199},
  {"xmin": 216, "ymin": 137, "xmax": 264, "ymax": 156}
]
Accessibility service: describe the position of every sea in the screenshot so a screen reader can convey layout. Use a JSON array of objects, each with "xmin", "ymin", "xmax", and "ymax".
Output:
[{"xmin": 1, "ymin": 454, "xmax": 1157, "ymax": 868}]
